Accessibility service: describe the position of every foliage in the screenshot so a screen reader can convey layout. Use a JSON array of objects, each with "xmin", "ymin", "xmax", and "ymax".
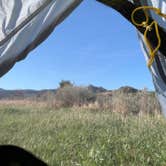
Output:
[
  {"xmin": 41, "ymin": 84, "xmax": 160, "ymax": 115},
  {"xmin": 59, "ymin": 80, "xmax": 73, "ymax": 89},
  {"xmin": 54, "ymin": 86, "xmax": 96, "ymax": 108},
  {"xmin": 0, "ymin": 104, "xmax": 166, "ymax": 166}
]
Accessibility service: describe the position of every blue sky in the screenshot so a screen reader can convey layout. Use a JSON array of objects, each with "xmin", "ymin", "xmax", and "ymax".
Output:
[{"xmin": 0, "ymin": 0, "xmax": 154, "ymax": 90}]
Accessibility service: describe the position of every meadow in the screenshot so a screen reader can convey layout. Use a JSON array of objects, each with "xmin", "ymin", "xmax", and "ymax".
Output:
[{"xmin": 0, "ymin": 101, "xmax": 166, "ymax": 166}]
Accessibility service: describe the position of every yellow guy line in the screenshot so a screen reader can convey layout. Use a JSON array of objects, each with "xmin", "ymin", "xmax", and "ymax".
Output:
[{"xmin": 131, "ymin": 6, "xmax": 166, "ymax": 67}]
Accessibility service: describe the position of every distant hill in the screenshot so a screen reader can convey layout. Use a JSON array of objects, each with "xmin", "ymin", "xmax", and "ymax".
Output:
[
  {"xmin": 115, "ymin": 86, "xmax": 138, "ymax": 93},
  {"xmin": 0, "ymin": 89, "xmax": 55, "ymax": 100},
  {"xmin": 87, "ymin": 85, "xmax": 107, "ymax": 93},
  {"xmin": 0, "ymin": 85, "xmax": 141, "ymax": 100}
]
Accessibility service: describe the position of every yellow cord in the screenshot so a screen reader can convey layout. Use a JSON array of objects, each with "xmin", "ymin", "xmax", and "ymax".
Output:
[{"xmin": 131, "ymin": 6, "xmax": 166, "ymax": 67}]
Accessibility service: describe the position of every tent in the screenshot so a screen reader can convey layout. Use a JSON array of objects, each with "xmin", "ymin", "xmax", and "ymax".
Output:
[{"xmin": 0, "ymin": 0, "xmax": 166, "ymax": 114}]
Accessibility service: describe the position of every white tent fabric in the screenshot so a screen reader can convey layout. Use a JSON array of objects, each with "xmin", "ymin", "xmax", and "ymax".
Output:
[
  {"xmin": 0, "ymin": 0, "xmax": 82, "ymax": 77},
  {"xmin": 137, "ymin": 0, "xmax": 166, "ymax": 115}
]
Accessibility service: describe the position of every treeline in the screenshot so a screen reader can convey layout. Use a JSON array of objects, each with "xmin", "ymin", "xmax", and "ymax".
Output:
[{"xmin": 35, "ymin": 81, "xmax": 161, "ymax": 115}]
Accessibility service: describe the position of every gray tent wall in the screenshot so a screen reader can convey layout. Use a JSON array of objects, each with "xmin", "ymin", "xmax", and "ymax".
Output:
[{"xmin": 0, "ymin": 0, "xmax": 82, "ymax": 77}]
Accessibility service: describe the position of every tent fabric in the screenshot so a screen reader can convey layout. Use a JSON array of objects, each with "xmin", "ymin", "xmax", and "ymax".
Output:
[
  {"xmin": 0, "ymin": 0, "xmax": 82, "ymax": 77},
  {"xmin": 136, "ymin": 0, "xmax": 166, "ymax": 115}
]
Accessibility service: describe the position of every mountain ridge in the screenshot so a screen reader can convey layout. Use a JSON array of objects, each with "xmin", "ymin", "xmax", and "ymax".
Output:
[{"xmin": 0, "ymin": 85, "xmax": 149, "ymax": 100}]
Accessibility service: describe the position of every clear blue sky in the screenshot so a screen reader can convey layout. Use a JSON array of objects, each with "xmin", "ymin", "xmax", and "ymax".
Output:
[{"xmin": 0, "ymin": 0, "xmax": 154, "ymax": 90}]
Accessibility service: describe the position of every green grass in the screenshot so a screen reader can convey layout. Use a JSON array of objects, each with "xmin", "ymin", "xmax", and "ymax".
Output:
[{"xmin": 0, "ymin": 105, "xmax": 166, "ymax": 166}]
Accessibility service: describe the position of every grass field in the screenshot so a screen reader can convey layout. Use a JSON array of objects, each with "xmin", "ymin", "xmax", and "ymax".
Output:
[{"xmin": 0, "ymin": 103, "xmax": 166, "ymax": 166}]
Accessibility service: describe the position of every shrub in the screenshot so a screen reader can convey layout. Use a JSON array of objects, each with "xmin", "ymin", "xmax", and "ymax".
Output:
[
  {"xmin": 96, "ymin": 93, "xmax": 113, "ymax": 110},
  {"xmin": 54, "ymin": 86, "xmax": 96, "ymax": 108},
  {"xmin": 96, "ymin": 90, "xmax": 160, "ymax": 115},
  {"xmin": 59, "ymin": 80, "xmax": 73, "ymax": 88}
]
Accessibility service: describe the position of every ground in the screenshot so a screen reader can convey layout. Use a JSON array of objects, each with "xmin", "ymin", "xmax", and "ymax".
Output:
[{"xmin": 0, "ymin": 102, "xmax": 166, "ymax": 166}]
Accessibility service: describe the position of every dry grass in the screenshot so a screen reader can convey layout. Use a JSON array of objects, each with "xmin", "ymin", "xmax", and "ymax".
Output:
[
  {"xmin": 39, "ymin": 87, "xmax": 161, "ymax": 115},
  {"xmin": 0, "ymin": 87, "xmax": 161, "ymax": 116},
  {"xmin": 0, "ymin": 99, "xmax": 47, "ymax": 109}
]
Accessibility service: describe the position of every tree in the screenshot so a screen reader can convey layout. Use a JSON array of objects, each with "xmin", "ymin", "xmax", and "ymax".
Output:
[{"xmin": 59, "ymin": 80, "xmax": 73, "ymax": 89}]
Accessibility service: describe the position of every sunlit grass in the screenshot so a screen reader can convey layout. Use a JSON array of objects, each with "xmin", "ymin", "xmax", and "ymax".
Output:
[{"xmin": 0, "ymin": 104, "xmax": 166, "ymax": 166}]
